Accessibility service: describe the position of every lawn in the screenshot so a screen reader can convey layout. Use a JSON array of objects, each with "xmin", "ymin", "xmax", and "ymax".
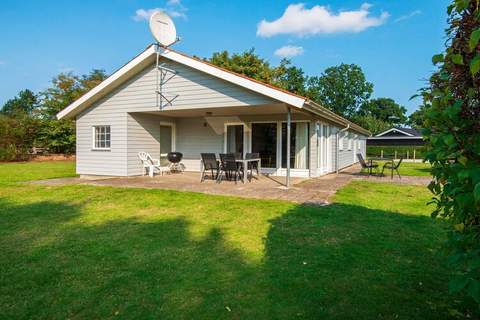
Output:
[
  {"xmin": 0, "ymin": 160, "xmax": 76, "ymax": 184},
  {"xmin": 0, "ymin": 161, "xmax": 474, "ymax": 319}
]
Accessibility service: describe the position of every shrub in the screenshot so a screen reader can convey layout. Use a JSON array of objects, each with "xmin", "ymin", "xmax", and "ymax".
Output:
[{"xmin": 422, "ymin": 0, "xmax": 480, "ymax": 305}]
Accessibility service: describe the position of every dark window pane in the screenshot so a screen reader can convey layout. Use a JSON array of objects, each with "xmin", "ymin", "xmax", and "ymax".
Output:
[
  {"xmin": 226, "ymin": 125, "xmax": 244, "ymax": 155},
  {"xmin": 251, "ymin": 123, "xmax": 277, "ymax": 168}
]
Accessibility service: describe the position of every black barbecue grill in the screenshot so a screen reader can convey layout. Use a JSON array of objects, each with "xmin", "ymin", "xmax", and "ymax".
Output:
[{"xmin": 167, "ymin": 152, "xmax": 184, "ymax": 172}]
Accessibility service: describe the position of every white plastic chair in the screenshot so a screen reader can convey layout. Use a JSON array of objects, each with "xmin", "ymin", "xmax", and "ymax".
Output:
[{"xmin": 138, "ymin": 152, "xmax": 170, "ymax": 177}]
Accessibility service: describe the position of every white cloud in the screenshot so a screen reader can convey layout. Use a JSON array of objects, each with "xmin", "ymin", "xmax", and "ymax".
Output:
[
  {"xmin": 274, "ymin": 45, "xmax": 304, "ymax": 58},
  {"xmin": 394, "ymin": 9, "xmax": 421, "ymax": 23},
  {"xmin": 257, "ymin": 3, "xmax": 389, "ymax": 37},
  {"xmin": 133, "ymin": 8, "xmax": 160, "ymax": 21},
  {"xmin": 133, "ymin": 0, "xmax": 187, "ymax": 21}
]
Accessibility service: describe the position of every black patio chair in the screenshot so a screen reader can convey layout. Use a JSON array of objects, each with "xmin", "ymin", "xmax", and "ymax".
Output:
[
  {"xmin": 382, "ymin": 157, "xmax": 403, "ymax": 179},
  {"xmin": 218, "ymin": 153, "xmax": 242, "ymax": 183},
  {"xmin": 245, "ymin": 152, "xmax": 260, "ymax": 179},
  {"xmin": 200, "ymin": 153, "xmax": 220, "ymax": 182},
  {"xmin": 357, "ymin": 153, "xmax": 378, "ymax": 175}
]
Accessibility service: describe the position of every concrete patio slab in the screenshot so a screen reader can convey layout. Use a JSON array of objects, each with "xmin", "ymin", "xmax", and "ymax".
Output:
[{"xmin": 30, "ymin": 164, "xmax": 431, "ymax": 204}]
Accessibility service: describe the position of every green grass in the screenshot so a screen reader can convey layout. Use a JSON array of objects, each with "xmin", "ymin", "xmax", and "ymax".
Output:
[
  {"xmin": 0, "ymin": 161, "xmax": 474, "ymax": 319},
  {"xmin": 0, "ymin": 160, "xmax": 76, "ymax": 184},
  {"xmin": 368, "ymin": 160, "xmax": 432, "ymax": 177}
]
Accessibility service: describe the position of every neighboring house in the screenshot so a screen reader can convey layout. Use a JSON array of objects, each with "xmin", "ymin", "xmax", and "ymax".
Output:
[
  {"xmin": 57, "ymin": 45, "xmax": 370, "ymax": 178},
  {"xmin": 367, "ymin": 127, "xmax": 424, "ymax": 146}
]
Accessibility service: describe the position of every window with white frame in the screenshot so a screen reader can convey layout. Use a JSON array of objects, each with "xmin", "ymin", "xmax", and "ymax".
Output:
[{"xmin": 92, "ymin": 126, "xmax": 111, "ymax": 149}]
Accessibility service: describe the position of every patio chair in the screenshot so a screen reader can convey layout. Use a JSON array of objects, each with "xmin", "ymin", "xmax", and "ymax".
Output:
[
  {"xmin": 381, "ymin": 157, "xmax": 403, "ymax": 179},
  {"xmin": 357, "ymin": 153, "xmax": 378, "ymax": 175},
  {"xmin": 200, "ymin": 153, "xmax": 220, "ymax": 182},
  {"xmin": 218, "ymin": 153, "xmax": 242, "ymax": 183},
  {"xmin": 138, "ymin": 152, "xmax": 170, "ymax": 177},
  {"xmin": 245, "ymin": 152, "xmax": 260, "ymax": 179}
]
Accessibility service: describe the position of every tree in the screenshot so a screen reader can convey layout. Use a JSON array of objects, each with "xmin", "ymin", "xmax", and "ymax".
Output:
[
  {"xmin": 358, "ymin": 97, "xmax": 407, "ymax": 125},
  {"xmin": 408, "ymin": 105, "xmax": 428, "ymax": 129},
  {"xmin": 207, "ymin": 49, "xmax": 306, "ymax": 95},
  {"xmin": 421, "ymin": 0, "xmax": 480, "ymax": 305},
  {"xmin": 305, "ymin": 64, "xmax": 373, "ymax": 119},
  {"xmin": 0, "ymin": 89, "xmax": 39, "ymax": 117},
  {"xmin": 352, "ymin": 114, "xmax": 390, "ymax": 135},
  {"xmin": 207, "ymin": 49, "xmax": 274, "ymax": 84},
  {"xmin": 38, "ymin": 69, "xmax": 108, "ymax": 153}
]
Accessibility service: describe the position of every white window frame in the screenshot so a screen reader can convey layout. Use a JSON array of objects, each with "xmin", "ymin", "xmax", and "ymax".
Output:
[
  {"xmin": 92, "ymin": 125, "xmax": 111, "ymax": 151},
  {"xmin": 224, "ymin": 122, "xmax": 247, "ymax": 157}
]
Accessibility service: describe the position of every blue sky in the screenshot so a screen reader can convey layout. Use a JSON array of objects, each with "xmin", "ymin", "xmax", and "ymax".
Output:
[{"xmin": 0, "ymin": 0, "xmax": 448, "ymax": 114}]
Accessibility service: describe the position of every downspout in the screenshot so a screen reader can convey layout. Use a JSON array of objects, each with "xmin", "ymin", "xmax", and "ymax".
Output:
[{"xmin": 336, "ymin": 124, "xmax": 350, "ymax": 174}]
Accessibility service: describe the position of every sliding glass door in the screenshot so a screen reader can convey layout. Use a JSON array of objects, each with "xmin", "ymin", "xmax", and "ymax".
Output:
[
  {"xmin": 281, "ymin": 122, "xmax": 309, "ymax": 169},
  {"xmin": 251, "ymin": 123, "xmax": 277, "ymax": 168},
  {"xmin": 225, "ymin": 124, "xmax": 244, "ymax": 156}
]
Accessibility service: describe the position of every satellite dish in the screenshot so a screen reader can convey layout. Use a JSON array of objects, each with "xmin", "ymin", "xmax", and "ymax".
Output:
[{"xmin": 149, "ymin": 11, "xmax": 177, "ymax": 47}]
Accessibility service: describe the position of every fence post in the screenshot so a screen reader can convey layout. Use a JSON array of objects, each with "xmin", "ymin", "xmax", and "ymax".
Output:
[
  {"xmin": 413, "ymin": 149, "xmax": 416, "ymax": 161},
  {"xmin": 381, "ymin": 150, "xmax": 383, "ymax": 158},
  {"xmin": 395, "ymin": 151, "xmax": 397, "ymax": 159},
  {"xmin": 407, "ymin": 150, "xmax": 409, "ymax": 159}
]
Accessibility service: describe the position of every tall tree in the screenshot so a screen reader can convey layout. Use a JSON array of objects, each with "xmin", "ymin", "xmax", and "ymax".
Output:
[
  {"xmin": 0, "ymin": 89, "xmax": 39, "ymax": 117},
  {"xmin": 305, "ymin": 64, "xmax": 373, "ymax": 119},
  {"xmin": 38, "ymin": 69, "xmax": 108, "ymax": 153},
  {"xmin": 207, "ymin": 49, "xmax": 273, "ymax": 84},
  {"xmin": 407, "ymin": 105, "xmax": 428, "ymax": 129},
  {"xmin": 207, "ymin": 49, "xmax": 306, "ymax": 95},
  {"xmin": 358, "ymin": 97, "xmax": 407, "ymax": 125},
  {"xmin": 421, "ymin": 0, "xmax": 480, "ymax": 306}
]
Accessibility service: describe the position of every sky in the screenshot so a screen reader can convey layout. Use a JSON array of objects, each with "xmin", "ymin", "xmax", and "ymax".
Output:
[{"xmin": 0, "ymin": 0, "xmax": 449, "ymax": 114}]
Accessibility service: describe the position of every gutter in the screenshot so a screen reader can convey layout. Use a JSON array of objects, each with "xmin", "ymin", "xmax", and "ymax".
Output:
[{"xmin": 336, "ymin": 124, "xmax": 350, "ymax": 174}]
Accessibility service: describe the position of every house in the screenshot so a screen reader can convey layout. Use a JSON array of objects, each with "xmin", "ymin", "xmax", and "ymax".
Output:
[
  {"xmin": 57, "ymin": 45, "xmax": 370, "ymax": 180},
  {"xmin": 367, "ymin": 127, "xmax": 424, "ymax": 146}
]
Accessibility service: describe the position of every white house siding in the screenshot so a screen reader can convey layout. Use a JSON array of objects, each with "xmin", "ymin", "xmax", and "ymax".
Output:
[
  {"xmin": 76, "ymin": 100, "xmax": 128, "ymax": 176},
  {"xmin": 334, "ymin": 130, "xmax": 367, "ymax": 171},
  {"xmin": 75, "ymin": 58, "xmax": 277, "ymax": 176},
  {"xmin": 126, "ymin": 113, "xmax": 174, "ymax": 176}
]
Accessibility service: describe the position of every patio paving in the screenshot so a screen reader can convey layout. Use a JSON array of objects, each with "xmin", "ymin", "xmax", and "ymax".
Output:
[{"xmin": 31, "ymin": 164, "xmax": 431, "ymax": 205}]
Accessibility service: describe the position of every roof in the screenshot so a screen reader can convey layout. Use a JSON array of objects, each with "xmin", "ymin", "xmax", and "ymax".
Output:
[
  {"xmin": 56, "ymin": 44, "xmax": 370, "ymax": 136},
  {"xmin": 373, "ymin": 127, "xmax": 422, "ymax": 138}
]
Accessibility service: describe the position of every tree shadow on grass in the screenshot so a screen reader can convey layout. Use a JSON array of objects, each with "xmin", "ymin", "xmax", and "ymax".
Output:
[{"xmin": 0, "ymin": 197, "xmax": 474, "ymax": 319}]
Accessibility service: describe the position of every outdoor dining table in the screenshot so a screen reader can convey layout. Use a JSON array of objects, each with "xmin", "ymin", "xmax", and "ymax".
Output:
[
  {"xmin": 236, "ymin": 158, "xmax": 261, "ymax": 184},
  {"xmin": 367, "ymin": 157, "xmax": 394, "ymax": 176}
]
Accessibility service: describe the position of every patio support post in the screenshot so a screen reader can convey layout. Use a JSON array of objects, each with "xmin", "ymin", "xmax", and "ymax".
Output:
[{"xmin": 286, "ymin": 106, "xmax": 291, "ymax": 188}]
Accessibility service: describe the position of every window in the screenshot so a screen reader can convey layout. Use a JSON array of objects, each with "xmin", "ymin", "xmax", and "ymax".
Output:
[
  {"xmin": 251, "ymin": 123, "xmax": 277, "ymax": 168},
  {"xmin": 93, "ymin": 126, "xmax": 111, "ymax": 150},
  {"xmin": 281, "ymin": 122, "xmax": 309, "ymax": 169},
  {"xmin": 225, "ymin": 124, "xmax": 244, "ymax": 156}
]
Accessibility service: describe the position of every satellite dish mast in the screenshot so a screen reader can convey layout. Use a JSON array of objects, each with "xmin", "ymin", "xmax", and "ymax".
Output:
[{"xmin": 149, "ymin": 11, "xmax": 180, "ymax": 109}]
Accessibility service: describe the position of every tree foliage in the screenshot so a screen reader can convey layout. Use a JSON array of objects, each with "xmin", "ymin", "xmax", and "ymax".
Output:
[
  {"xmin": 207, "ymin": 49, "xmax": 395, "ymax": 132},
  {"xmin": 408, "ymin": 104, "xmax": 429, "ymax": 129},
  {"xmin": 0, "ymin": 89, "xmax": 39, "ymax": 118},
  {"xmin": 421, "ymin": 0, "xmax": 480, "ymax": 304},
  {"xmin": 359, "ymin": 97, "xmax": 407, "ymax": 125},
  {"xmin": 306, "ymin": 64, "xmax": 374, "ymax": 119},
  {"xmin": 0, "ymin": 69, "xmax": 108, "ymax": 158}
]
